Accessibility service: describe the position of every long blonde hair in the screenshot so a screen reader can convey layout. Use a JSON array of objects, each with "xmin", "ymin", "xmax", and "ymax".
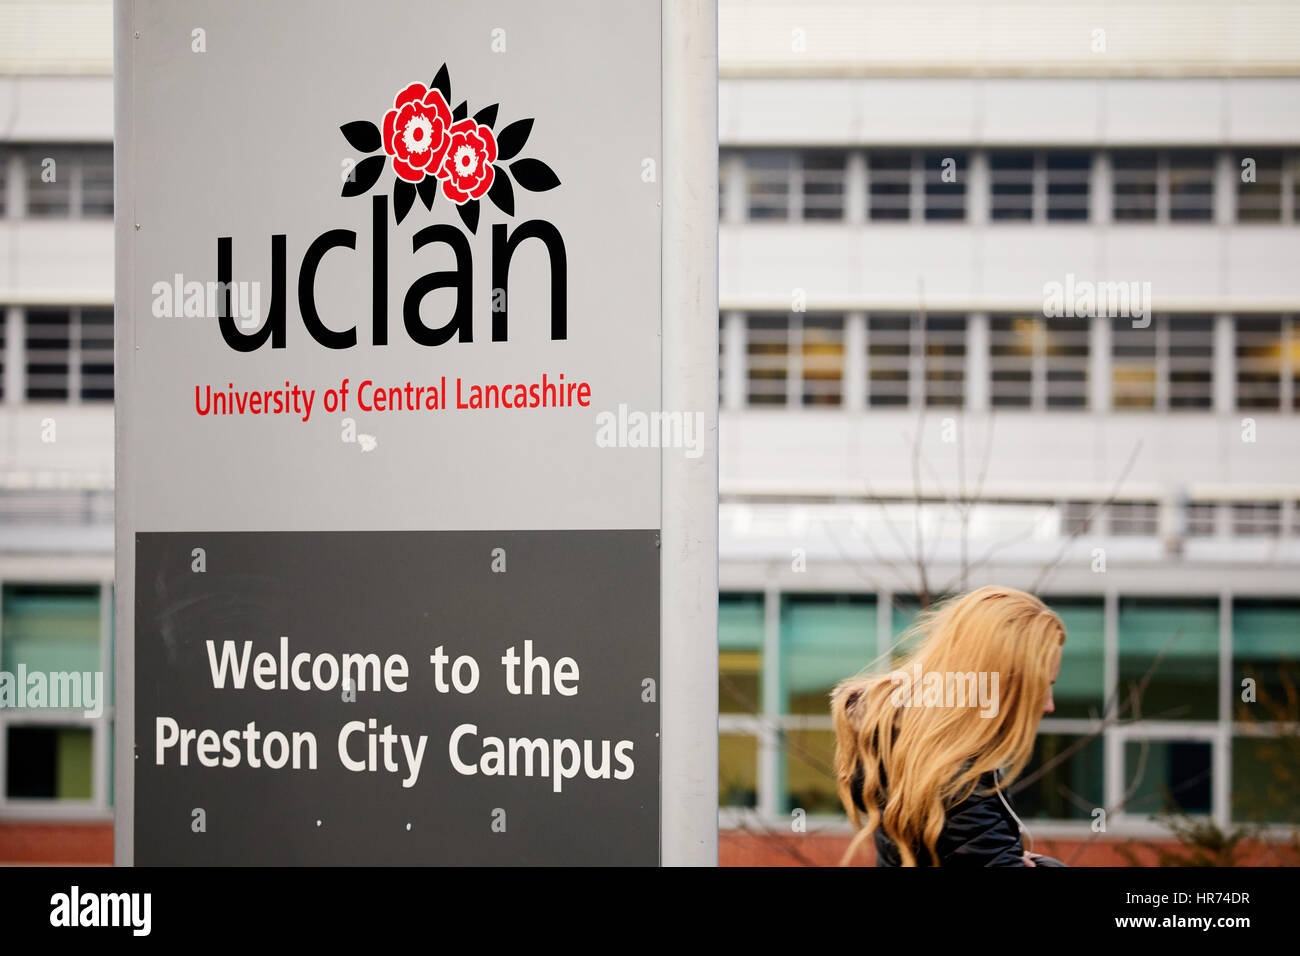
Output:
[{"xmin": 830, "ymin": 585, "xmax": 1065, "ymax": 866}]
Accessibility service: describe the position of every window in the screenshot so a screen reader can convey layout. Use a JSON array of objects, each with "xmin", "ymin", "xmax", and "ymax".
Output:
[
  {"xmin": 1015, "ymin": 734, "xmax": 1104, "ymax": 820},
  {"xmin": 1110, "ymin": 501, "xmax": 1159, "ymax": 536},
  {"xmin": 21, "ymin": 146, "xmax": 113, "ymax": 219},
  {"xmin": 1049, "ymin": 599, "xmax": 1105, "ymax": 719},
  {"xmin": 744, "ymin": 151, "xmax": 793, "ymax": 220},
  {"xmin": 1124, "ymin": 740, "xmax": 1213, "ymax": 815},
  {"xmin": 1111, "ymin": 317, "xmax": 1156, "ymax": 408},
  {"xmin": 866, "ymin": 314, "xmax": 910, "ymax": 406},
  {"xmin": 990, "ymin": 315, "xmax": 1089, "ymax": 409},
  {"xmin": 0, "ymin": 584, "xmax": 112, "ymax": 809},
  {"xmin": 780, "ymin": 595, "xmax": 875, "ymax": 813},
  {"xmin": 866, "ymin": 313, "xmax": 964, "ymax": 408},
  {"xmin": 1112, "ymin": 315, "xmax": 1212, "ymax": 411},
  {"xmin": 1112, "ymin": 150, "xmax": 1158, "ymax": 221},
  {"xmin": 1118, "ymin": 598, "xmax": 1219, "ymax": 721},
  {"xmin": 1112, "ymin": 150, "xmax": 1214, "ymax": 222},
  {"xmin": 23, "ymin": 307, "xmax": 114, "ymax": 402},
  {"xmin": 740, "ymin": 150, "xmax": 846, "ymax": 221},
  {"xmin": 745, "ymin": 314, "xmax": 789, "ymax": 404},
  {"xmin": 1185, "ymin": 502, "xmax": 1217, "ymax": 537},
  {"xmin": 989, "ymin": 150, "xmax": 1034, "ymax": 221},
  {"xmin": 719, "ymin": 593, "xmax": 763, "ymax": 809},
  {"xmin": 1045, "ymin": 151, "xmax": 1090, "ymax": 221},
  {"xmin": 743, "ymin": 313, "xmax": 844, "ymax": 408},
  {"xmin": 800, "ymin": 315, "xmax": 845, "ymax": 405},
  {"xmin": 802, "ymin": 150, "xmax": 847, "ymax": 221},
  {"xmin": 1168, "ymin": 150, "xmax": 1215, "ymax": 221},
  {"xmin": 923, "ymin": 151, "xmax": 966, "ymax": 220},
  {"xmin": 1237, "ymin": 149, "xmax": 1284, "ymax": 223},
  {"xmin": 1232, "ymin": 502, "xmax": 1281, "ymax": 537},
  {"xmin": 923, "ymin": 315, "xmax": 965, "ymax": 406},
  {"xmin": 867, "ymin": 151, "xmax": 911, "ymax": 220},
  {"xmin": 1236, "ymin": 315, "xmax": 1294, "ymax": 410}
]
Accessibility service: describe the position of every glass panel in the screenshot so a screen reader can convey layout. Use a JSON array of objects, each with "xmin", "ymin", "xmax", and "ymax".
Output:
[
  {"xmin": 719, "ymin": 733, "xmax": 758, "ymax": 808},
  {"xmin": 990, "ymin": 314, "xmax": 1037, "ymax": 407},
  {"xmin": 24, "ymin": 308, "xmax": 72, "ymax": 401},
  {"xmin": 923, "ymin": 151, "xmax": 966, "ymax": 221},
  {"xmin": 1044, "ymin": 317, "xmax": 1089, "ymax": 408},
  {"xmin": 989, "ymin": 150, "xmax": 1034, "ymax": 221},
  {"xmin": 745, "ymin": 150, "xmax": 793, "ymax": 221},
  {"xmin": 1, "ymin": 583, "xmax": 101, "ymax": 677},
  {"xmin": 780, "ymin": 594, "xmax": 876, "ymax": 714},
  {"xmin": 1118, "ymin": 598, "xmax": 1219, "ymax": 721},
  {"xmin": 1235, "ymin": 316, "xmax": 1283, "ymax": 410},
  {"xmin": 80, "ymin": 308, "xmax": 115, "ymax": 401},
  {"xmin": 1112, "ymin": 150, "xmax": 1158, "ymax": 221},
  {"xmin": 1014, "ymin": 733, "xmax": 1104, "ymax": 820},
  {"xmin": 81, "ymin": 147, "xmax": 114, "ymax": 217},
  {"xmin": 867, "ymin": 314, "xmax": 911, "ymax": 406},
  {"xmin": 5, "ymin": 725, "xmax": 93, "ymax": 799},
  {"xmin": 1112, "ymin": 317, "xmax": 1156, "ymax": 409},
  {"xmin": 1232, "ymin": 600, "xmax": 1300, "ymax": 723},
  {"xmin": 802, "ymin": 150, "xmax": 846, "ymax": 221},
  {"xmin": 783, "ymin": 728, "xmax": 838, "ymax": 813},
  {"xmin": 746, "ymin": 314, "xmax": 789, "ymax": 406},
  {"xmin": 1168, "ymin": 149, "xmax": 1214, "ymax": 221},
  {"xmin": 719, "ymin": 592, "xmax": 763, "ymax": 714},
  {"xmin": 1049, "ymin": 598, "xmax": 1105, "ymax": 718},
  {"xmin": 25, "ymin": 149, "xmax": 72, "ymax": 217},
  {"xmin": 1232, "ymin": 736, "xmax": 1300, "ymax": 824},
  {"xmin": 1045, "ymin": 151, "xmax": 1090, "ymax": 222},
  {"xmin": 801, "ymin": 314, "xmax": 844, "ymax": 406},
  {"xmin": 923, "ymin": 315, "xmax": 965, "ymax": 407},
  {"xmin": 888, "ymin": 595, "xmax": 922, "ymax": 665},
  {"xmin": 1123, "ymin": 740, "xmax": 1213, "ymax": 815},
  {"xmin": 868, "ymin": 151, "xmax": 911, "ymax": 220},
  {"xmin": 1168, "ymin": 315, "xmax": 1213, "ymax": 410},
  {"xmin": 1236, "ymin": 149, "xmax": 1282, "ymax": 223}
]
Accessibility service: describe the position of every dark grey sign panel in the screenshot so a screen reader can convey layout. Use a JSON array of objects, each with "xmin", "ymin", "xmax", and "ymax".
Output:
[{"xmin": 134, "ymin": 530, "xmax": 659, "ymax": 865}]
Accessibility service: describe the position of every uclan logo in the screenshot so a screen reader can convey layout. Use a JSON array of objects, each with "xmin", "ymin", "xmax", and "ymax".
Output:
[
  {"xmin": 216, "ymin": 63, "xmax": 566, "ymax": 352},
  {"xmin": 215, "ymin": 195, "xmax": 566, "ymax": 351}
]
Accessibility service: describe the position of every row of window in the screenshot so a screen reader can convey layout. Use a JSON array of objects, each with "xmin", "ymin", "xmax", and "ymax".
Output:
[
  {"xmin": 720, "ymin": 148, "xmax": 1300, "ymax": 224},
  {"xmin": 0, "ymin": 147, "xmax": 114, "ymax": 220},
  {"xmin": 719, "ymin": 592, "xmax": 1299, "ymax": 821},
  {"xmin": 720, "ymin": 312, "xmax": 1300, "ymax": 411}
]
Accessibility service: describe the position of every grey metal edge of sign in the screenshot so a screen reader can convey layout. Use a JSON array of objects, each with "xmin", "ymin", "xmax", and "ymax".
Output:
[{"xmin": 112, "ymin": 0, "xmax": 719, "ymax": 866}]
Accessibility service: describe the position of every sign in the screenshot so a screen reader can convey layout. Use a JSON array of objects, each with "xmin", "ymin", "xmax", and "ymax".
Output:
[{"xmin": 116, "ymin": 0, "xmax": 718, "ymax": 865}]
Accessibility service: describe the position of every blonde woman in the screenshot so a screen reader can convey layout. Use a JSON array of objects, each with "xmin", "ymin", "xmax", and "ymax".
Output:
[{"xmin": 830, "ymin": 585, "xmax": 1066, "ymax": 867}]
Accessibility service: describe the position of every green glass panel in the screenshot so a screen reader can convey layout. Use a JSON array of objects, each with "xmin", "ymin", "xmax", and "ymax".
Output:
[
  {"xmin": 780, "ymin": 595, "xmax": 875, "ymax": 714},
  {"xmin": 1, "ymin": 585, "xmax": 101, "ymax": 678},
  {"xmin": 1119, "ymin": 598, "xmax": 1218, "ymax": 721}
]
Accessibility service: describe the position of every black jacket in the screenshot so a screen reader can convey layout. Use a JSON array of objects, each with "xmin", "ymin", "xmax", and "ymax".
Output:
[{"xmin": 850, "ymin": 762, "xmax": 1028, "ymax": 867}]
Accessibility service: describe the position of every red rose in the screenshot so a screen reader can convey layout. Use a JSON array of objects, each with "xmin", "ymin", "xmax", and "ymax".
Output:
[
  {"xmin": 437, "ymin": 119, "xmax": 498, "ymax": 204},
  {"xmin": 382, "ymin": 82, "xmax": 453, "ymax": 184}
]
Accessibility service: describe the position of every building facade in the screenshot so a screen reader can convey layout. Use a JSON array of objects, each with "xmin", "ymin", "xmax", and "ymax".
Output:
[{"xmin": 715, "ymin": 0, "xmax": 1300, "ymax": 860}]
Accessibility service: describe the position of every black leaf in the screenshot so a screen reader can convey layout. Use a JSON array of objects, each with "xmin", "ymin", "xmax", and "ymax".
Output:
[
  {"xmin": 456, "ymin": 199, "xmax": 480, "ymax": 234},
  {"xmin": 473, "ymin": 103, "xmax": 499, "ymax": 129},
  {"xmin": 340, "ymin": 120, "xmax": 381, "ymax": 153},
  {"xmin": 495, "ymin": 118, "xmax": 533, "ymax": 161},
  {"xmin": 487, "ymin": 167, "xmax": 514, "ymax": 216},
  {"xmin": 341, "ymin": 155, "xmax": 385, "ymax": 197},
  {"xmin": 510, "ymin": 158, "xmax": 560, "ymax": 192},
  {"xmin": 393, "ymin": 179, "xmax": 417, "ymax": 225},
  {"xmin": 417, "ymin": 174, "xmax": 440, "ymax": 211},
  {"xmin": 453, "ymin": 100, "xmax": 467, "ymax": 122},
  {"xmin": 431, "ymin": 64, "xmax": 451, "ymax": 103}
]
